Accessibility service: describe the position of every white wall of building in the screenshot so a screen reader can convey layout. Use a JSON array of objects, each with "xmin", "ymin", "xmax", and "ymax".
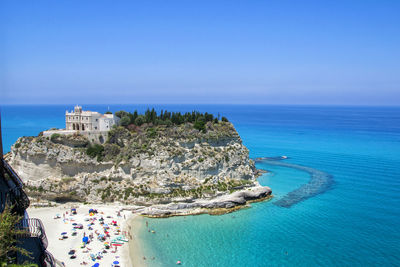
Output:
[{"xmin": 64, "ymin": 105, "xmax": 119, "ymax": 132}]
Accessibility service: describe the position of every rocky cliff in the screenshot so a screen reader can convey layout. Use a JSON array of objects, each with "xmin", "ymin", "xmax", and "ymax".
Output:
[{"xmin": 6, "ymin": 121, "xmax": 271, "ymax": 211}]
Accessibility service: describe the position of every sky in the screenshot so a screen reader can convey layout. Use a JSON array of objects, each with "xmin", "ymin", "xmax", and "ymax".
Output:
[{"xmin": 1, "ymin": 0, "xmax": 399, "ymax": 105}]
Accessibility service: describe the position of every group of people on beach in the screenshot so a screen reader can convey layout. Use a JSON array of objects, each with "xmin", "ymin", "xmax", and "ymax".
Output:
[{"xmin": 56, "ymin": 207, "xmax": 129, "ymax": 266}]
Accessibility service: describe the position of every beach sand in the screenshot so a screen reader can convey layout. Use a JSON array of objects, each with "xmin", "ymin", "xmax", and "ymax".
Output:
[
  {"xmin": 27, "ymin": 204, "xmax": 144, "ymax": 267},
  {"xmin": 126, "ymin": 216, "xmax": 149, "ymax": 267}
]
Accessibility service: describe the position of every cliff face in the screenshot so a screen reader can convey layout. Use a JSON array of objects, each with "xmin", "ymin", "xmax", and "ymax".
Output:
[{"xmin": 7, "ymin": 121, "xmax": 260, "ymax": 205}]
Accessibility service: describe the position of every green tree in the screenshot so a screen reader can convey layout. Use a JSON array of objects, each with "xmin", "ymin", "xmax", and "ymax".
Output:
[
  {"xmin": 134, "ymin": 115, "xmax": 145, "ymax": 126},
  {"xmin": 119, "ymin": 116, "xmax": 130, "ymax": 127},
  {"xmin": 221, "ymin": 117, "xmax": 229, "ymax": 122},
  {"xmin": 194, "ymin": 117, "xmax": 206, "ymax": 132},
  {"xmin": 0, "ymin": 206, "xmax": 32, "ymax": 264},
  {"xmin": 115, "ymin": 110, "xmax": 129, "ymax": 119},
  {"xmin": 132, "ymin": 110, "xmax": 138, "ymax": 124}
]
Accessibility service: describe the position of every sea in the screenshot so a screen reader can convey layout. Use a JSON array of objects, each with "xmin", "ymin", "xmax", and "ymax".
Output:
[{"xmin": 2, "ymin": 105, "xmax": 400, "ymax": 266}]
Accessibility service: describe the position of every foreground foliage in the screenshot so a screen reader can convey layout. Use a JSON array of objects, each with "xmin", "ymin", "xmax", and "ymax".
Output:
[{"xmin": 0, "ymin": 207, "xmax": 32, "ymax": 265}]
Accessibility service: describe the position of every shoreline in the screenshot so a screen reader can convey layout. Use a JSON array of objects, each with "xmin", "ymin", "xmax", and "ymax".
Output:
[
  {"xmin": 126, "ymin": 215, "xmax": 149, "ymax": 267},
  {"xmin": 27, "ymin": 185, "xmax": 272, "ymax": 266}
]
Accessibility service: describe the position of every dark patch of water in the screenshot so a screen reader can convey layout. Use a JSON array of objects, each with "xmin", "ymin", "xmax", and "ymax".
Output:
[{"xmin": 255, "ymin": 159, "xmax": 334, "ymax": 208}]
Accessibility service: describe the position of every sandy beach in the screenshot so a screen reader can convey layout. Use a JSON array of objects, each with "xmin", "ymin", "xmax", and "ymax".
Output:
[{"xmin": 28, "ymin": 204, "xmax": 144, "ymax": 267}]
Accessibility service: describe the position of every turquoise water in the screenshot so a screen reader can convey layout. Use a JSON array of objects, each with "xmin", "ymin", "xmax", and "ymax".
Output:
[{"xmin": 2, "ymin": 105, "xmax": 400, "ymax": 266}]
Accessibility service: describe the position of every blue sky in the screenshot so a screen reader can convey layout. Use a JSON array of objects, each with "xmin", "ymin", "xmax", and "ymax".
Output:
[{"xmin": 1, "ymin": 0, "xmax": 399, "ymax": 105}]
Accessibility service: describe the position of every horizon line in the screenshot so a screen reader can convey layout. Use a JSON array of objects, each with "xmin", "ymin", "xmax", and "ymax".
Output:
[{"xmin": 1, "ymin": 103, "xmax": 400, "ymax": 108}]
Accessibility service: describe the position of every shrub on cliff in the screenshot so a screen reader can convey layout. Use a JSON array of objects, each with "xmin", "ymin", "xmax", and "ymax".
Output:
[
  {"xmin": 120, "ymin": 116, "xmax": 130, "ymax": 126},
  {"xmin": 107, "ymin": 127, "xmax": 130, "ymax": 147},
  {"xmin": 146, "ymin": 127, "xmax": 157, "ymax": 138},
  {"xmin": 103, "ymin": 143, "xmax": 121, "ymax": 160},
  {"xmin": 86, "ymin": 144, "xmax": 104, "ymax": 161},
  {"xmin": 50, "ymin": 133, "xmax": 61, "ymax": 141},
  {"xmin": 134, "ymin": 115, "xmax": 145, "ymax": 126}
]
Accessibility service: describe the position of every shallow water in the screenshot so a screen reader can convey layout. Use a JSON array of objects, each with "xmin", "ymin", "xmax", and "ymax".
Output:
[{"xmin": 2, "ymin": 105, "xmax": 400, "ymax": 266}]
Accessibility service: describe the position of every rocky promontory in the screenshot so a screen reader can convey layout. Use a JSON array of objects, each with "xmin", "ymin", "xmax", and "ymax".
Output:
[{"xmin": 6, "ymin": 110, "xmax": 271, "ymax": 216}]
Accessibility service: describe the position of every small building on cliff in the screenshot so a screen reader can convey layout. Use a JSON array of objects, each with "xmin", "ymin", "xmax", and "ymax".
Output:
[{"xmin": 65, "ymin": 105, "xmax": 119, "ymax": 132}]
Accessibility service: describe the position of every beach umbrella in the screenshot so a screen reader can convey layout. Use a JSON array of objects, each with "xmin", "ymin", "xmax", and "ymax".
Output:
[
  {"xmin": 92, "ymin": 263, "xmax": 99, "ymax": 267},
  {"xmin": 113, "ymin": 261, "xmax": 119, "ymax": 265},
  {"xmin": 72, "ymin": 223, "xmax": 77, "ymax": 226},
  {"xmin": 61, "ymin": 232, "xmax": 67, "ymax": 235},
  {"xmin": 83, "ymin": 237, "xmax": 89, "ymax": 243},
  {"xmin": 68, "ymin": 249, "xmax": 75, "ymax": 255}
]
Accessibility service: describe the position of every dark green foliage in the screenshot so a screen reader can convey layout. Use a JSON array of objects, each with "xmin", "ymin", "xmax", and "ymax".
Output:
[
  {"xmin": 132, "ymin": 110, "xmax": 138, "ymax": 123},
  {"xmin": 194, "ymin": 117, "xmax": 206, "ymax": 132},
  {"xmin": 104, "ymin": 143, "xmax": 121, "ymax": 159},
  {"xmin": 146, "ymin": 128, "xmax": 157, "ymax": 138},
  {"xmin": 109, "ymin": 108, "xmax": 227, "ymax": 129},
  {"xmin": 0, "ymin": 206, "xmax": 32, "ymax": 264},
  {"xmin": 115, "ymin": 110, "xmax": 129, "ymax": 119},
  {"xmin": 221, "ymin": 117, "xmax": 229, "ymax": 122},
  {"xmin": 105, "ymin": 111, "xmax": 112, "ymax": 114},
  {"xmin": 134, "ymin": 115, "xmax": 145, "ymax": 126},
  {"xmin": 86, "ymin": 144, "xmax": 104, "ymax": 161},
  {"xmin": 14, "ymin": 143, "xmax": 21, "ymax": 149},
  {"xmin": 50, "ymin": 133, "xmax": 61, "ymax": 141},
  {"xmin": 107, "ymin": 127, "xmax": 130, "ymax": 147},
  {"xmin": 204, "ymin": 112, "xmax": 214, "ymax": 122},
  {"xmin": 120, "ymin": 116, "xmax": 130, "ymax": 126}
]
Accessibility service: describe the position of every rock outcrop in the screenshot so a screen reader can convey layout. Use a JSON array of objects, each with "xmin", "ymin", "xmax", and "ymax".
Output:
[{"xmin": 6, "ymin": 121, "xmax": 272, "ymax": 214}]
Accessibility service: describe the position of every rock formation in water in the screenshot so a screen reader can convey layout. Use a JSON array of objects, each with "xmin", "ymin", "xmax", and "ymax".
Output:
[{"xmin": 6, "ymin": 120, "xmax": 271, "ymax": 213}]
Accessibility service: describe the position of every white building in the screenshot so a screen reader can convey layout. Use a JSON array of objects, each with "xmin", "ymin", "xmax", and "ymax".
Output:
[{"xmin": 65, "ymin": 105, "xmax": 119, "ymax": 132}]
